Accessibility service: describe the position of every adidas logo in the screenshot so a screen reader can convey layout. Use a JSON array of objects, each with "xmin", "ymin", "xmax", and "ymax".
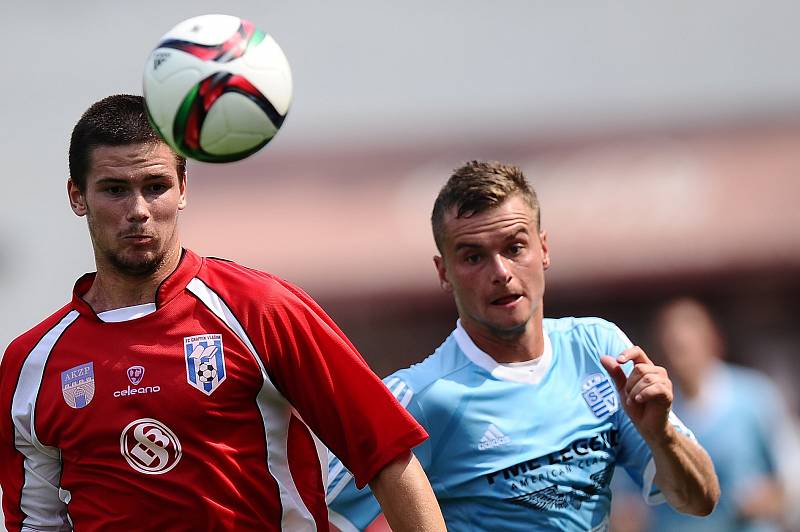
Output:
[
  {"xmin": 153, "ymin": 52, "xmax": 171, "ymax": 70},
  {"xmin": 478, "ymin": 424, "xmax": 511, "ymax": 450}
]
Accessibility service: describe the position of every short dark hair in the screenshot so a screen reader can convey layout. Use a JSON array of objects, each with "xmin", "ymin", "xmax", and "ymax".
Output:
[
  {"xmin": 68, "ymin": 94, "xmax": 186, "ymax": 191},
  {"xmin": 431, "ymin": 160, "xmax": 540, "ymax": 251}
]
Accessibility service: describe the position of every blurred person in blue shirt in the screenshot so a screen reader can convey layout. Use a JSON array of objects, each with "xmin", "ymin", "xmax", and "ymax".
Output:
[
  {"xmin": 326, "ymin": 161, "xmax": 720, "ymax": 531},
  {"xmin": 639, "ymin": 297, "xmax": 798, "ymax": 532}
]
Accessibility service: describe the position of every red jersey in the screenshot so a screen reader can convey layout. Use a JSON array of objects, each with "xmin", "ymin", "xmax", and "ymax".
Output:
[{"xmin": 0, "ymin": 250, "xmax": 427, "ymax": 531}]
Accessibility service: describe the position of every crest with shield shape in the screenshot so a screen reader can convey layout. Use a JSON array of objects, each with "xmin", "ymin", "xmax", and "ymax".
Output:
[
  {"xmin": 127, "ymin": 365, "xmax": 145, "ymax": 385},
  {"xmin": 581, "ymin": 373, "xmax": 619, "ymax": 418},
  {"xmin": 184, "ymin": 333, "xmax": 226, "ymax": 395},
  {"xmin": 61, "ymin": 362, "xmax": 95, "ymax": 409}
]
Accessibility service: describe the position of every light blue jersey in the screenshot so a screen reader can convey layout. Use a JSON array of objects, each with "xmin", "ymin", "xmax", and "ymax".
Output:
[{"xmin": 327, "ymin": 317, "xmax": 695, "ymax": 531}]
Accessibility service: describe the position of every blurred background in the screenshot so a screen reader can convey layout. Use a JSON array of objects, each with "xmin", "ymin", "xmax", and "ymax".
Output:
[{"xmin": 2, "ymin": 1, "xmax": 800, "ymax": 531}]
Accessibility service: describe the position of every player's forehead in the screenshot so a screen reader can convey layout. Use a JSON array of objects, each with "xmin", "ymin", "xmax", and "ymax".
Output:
[
  {"xmin": 86, "ymin": 142, "xmax": 179, "ymax": 183},
  {"xmin": 442, "ymin": 196, "xmax": 536, "ymax": 249}
]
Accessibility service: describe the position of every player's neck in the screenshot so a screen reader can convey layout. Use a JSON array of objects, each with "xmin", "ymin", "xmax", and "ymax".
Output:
[
  {"xmin": 463, "ymin": 318, "xmax": 545, "ymax": 364},
  {"xmin": 84, "ymin": 247, "xmax": 182, "ymax": 314}
]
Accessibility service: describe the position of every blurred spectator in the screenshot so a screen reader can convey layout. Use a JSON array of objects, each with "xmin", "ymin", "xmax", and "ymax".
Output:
[{"xmin": 614, "ymin": 297, "xmax": 800, "ymax": 532}]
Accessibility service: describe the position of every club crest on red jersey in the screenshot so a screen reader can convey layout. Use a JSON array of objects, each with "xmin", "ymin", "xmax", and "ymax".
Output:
[
  {"xmin": 127, "ymin": 365, "xmax": 145, "ymax": 385},
  {"xmin": 61, "ymin": 362, "xmax": 95, "ymax": 409},
  {"xmin": 184, "ymin": 333, "xmax": 226, "ymax": 395}
]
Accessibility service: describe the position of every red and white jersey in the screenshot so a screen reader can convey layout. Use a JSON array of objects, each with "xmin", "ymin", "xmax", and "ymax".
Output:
[{"xmin": 0, "ymin": 250, "xmax": 427, "ymax": 531}]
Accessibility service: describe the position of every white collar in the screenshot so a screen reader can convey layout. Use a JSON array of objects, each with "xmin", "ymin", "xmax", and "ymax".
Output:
[
  {"xmin": 453, "ymin": 320, "xmax": 553, "ymax": 384},
  {"xmin": 97, "ymin": 303, "xmax": 157, "ymax": 323}
]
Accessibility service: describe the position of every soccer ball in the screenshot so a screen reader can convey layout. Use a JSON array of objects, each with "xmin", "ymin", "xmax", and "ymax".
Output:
[
  {"xmin": 143, "ymin": 14, "xmax": 292, "ymax": 163},
  {"xmin": 197, "ymin": 362, "xmax": 217, "ymax": 383}
]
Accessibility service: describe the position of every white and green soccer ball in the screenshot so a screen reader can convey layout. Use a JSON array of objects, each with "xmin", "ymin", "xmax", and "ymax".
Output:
[{"xmin": 143, "ymin": 14, "xmax": 292, "ymax": 163}]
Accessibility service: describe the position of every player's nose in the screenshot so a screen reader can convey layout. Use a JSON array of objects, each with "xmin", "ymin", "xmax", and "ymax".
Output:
[
  {"xmin": 126, "ymin": 192, "xmax": 150, "ymax": 223},
  {"xmin": 489, "ymin": 254, "xmax": 512, "ymax": 285}
]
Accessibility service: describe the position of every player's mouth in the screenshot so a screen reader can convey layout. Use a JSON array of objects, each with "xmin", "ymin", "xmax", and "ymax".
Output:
[
  {"xmin": 122, "ymin": 234, "xmax": 155, "ymax": 245},
  {"xmin": 491, "ymin": 294, "xmax": 523, "ymax": 306}
]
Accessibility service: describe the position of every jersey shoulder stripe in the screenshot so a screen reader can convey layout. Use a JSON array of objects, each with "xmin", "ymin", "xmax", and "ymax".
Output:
[
  {"xmin": 6, "ymin": 310, "xmax": 78, "ymax": 531},
  {"xmin": 3, "ymin": 304, "xmax": 76, "ymax": 368},
  {"xmin": 384, "ymin": 377, "xmax": 414, "ymax": 408},
  {"xmin": 186, "ymin": 276, "xmax": 319, "ymax": 530}
]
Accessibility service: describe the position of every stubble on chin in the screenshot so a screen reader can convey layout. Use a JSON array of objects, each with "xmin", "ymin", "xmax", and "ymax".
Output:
[
  {"xmin": 486, "ymin": 320, "xmax": 529, "ymax": 340},
  {"xmin": 106, "ymin": 248, "xmax": 166, "ymax": 277},
  {"xmin": 465, "ymin": 309, "xmax": 530, "ymax": 341}
]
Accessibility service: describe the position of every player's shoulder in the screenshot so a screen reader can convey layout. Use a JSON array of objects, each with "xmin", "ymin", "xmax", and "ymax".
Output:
[
  {"xmin": 545, "ymin": 315, "xmax": 621, "ymax": 334},
  {"xmin": 199, "ymin": 256, "xmax": 312, "ymax": 309},
  {"xmin": 2, "ymin": 303, "xmax": 75, "ymax": 369},
  {"xmin": 546, "ymin": 316, "xmax": 631, "ymax": 344},
  {"xmin": 545, "ymin": 316, "xmax": 634, "ymax": 368},
  {"xmin": 201, "ymin": 256, "xmax": 284, "ymax": 291},
  {"xmin": 384, "ymin": 332, "xmax": 472, "ymax": 399}
]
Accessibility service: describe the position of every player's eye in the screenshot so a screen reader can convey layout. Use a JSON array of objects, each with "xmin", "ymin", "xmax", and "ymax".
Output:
[
  {"xmin": 465, "ymin": 254, "xmax": 481, "ymax": 265},
  {"xmin": 147, "ymin": 183, "xmax": 168, "ymax": 193},
  {"xmin": 508, "ymin": 244, "xmax": 525, "ymax": 256},
  {"xmin": 104, "ymin": 186, "xmax": 125, "ymax": 196}
]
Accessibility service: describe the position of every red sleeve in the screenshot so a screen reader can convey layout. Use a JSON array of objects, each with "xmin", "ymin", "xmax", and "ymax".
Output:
[
  {"xmin": 1, "ymin": 308, "xmax": 73, "ymax": 532},
  {"xmin": 260, "ymin": 278, "xmax": 427, "ymax": 487},
  {"xmin": 1, "ymin": 339, "xmax": 34, "ymax": 532}
]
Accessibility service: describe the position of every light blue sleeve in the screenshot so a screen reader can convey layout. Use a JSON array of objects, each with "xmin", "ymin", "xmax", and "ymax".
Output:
[
  {"xmin": 327, "ymin": 374, "xmax": 431, "ymax": 531},
  {"xmin": 599, "ymin": 321, "xmax": 696, "ymax": 504}
]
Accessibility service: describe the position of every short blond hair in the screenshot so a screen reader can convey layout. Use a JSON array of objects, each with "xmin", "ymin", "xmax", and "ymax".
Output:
[{"xmin": 431, "ymin": 160, "xmax": 540, "ymax": 251}]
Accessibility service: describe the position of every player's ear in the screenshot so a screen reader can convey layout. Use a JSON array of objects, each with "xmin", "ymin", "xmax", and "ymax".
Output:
[
  {"xmin": 178, "ymin": 171, "xmax": 187, "ymax": 211},
  {"xmin": 433, "ymin": 255, "xmax": 452, "ymax": 292},
  {"xmin": 67, "ymin": 178, "xmax": 87, "ymax": 217},
  {"xmin": 540, "ymin": 229, "xmax": 551, "ymax": 270}
]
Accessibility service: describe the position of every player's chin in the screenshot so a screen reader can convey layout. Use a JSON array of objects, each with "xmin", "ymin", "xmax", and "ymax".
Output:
[
  {"xmin": 485, "ymin": 314, "xmax": 530, "ymax": 337},
  {"xmin": 120, "ymin": 244, "xmax": 157, "ymax": 261},
  {"xmin": 112, "ymin": 249, "xmax": 164, "ymax": 276},
  {"xmin": 487, "ymin": 303, "xmax": 529, "ymax": 323}
]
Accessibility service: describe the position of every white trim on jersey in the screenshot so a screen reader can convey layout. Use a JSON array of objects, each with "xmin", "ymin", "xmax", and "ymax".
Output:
[
  {"xmin": 454, "ymin": 320, "xmax": 553, "ymax": 384},
  {"xmin": 385, "ymin": 377, "xmax": 414, "ymax": 408},
  {"xmin": 96, "ymin": 303, "xmax": 156, "ymax": 322},
  {"xmin": 325, "ymin": 457, "xmax": 350, "ymax": 504},
  {"xmin": 187, "ymin": 278, "xmax": 319, "ymax": 531},
  {"xmin": 642, "ymin": 458, "xmax": 665, "ymax": 505},
  {"xmin": 11, "ymin": 310, "xmax": 78, "ymax": 531},
  {"xmin": 328, "ymin": 509, "xmax": 359, "ymax": 532},
  {"xmin": 311, "ymin": 431, "xmax": 330, "ymax": 499},
  {"xmin": 611, "ymin": 324, "xmax": 634, "ymax": 350}
]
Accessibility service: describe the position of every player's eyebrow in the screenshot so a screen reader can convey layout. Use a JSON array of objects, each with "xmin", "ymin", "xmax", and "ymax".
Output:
[
  {"xmin": 454, "ymin": 242, "xmax": 481, "ymax": 252},
  {"xmin": 94, "ymin": 174, "xmax": 173, "ymax": 185},
  {"xmin": 94, "ymin": 177, "xmax": 129, "ymax": 185},
  {"xmin": 454, "ymin": 227, "xmax": 529, "ymax": 250},
  {"xmin": 142, "ymin": 173, "xmax": 175, "ymax": 180},
  {"xmin": 456, "ymin": 225, "xmax": 529, "ymax": 247},
  {"xmin": 504, "ymin": 227, "xmax": 530, "ymax": 240}
]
